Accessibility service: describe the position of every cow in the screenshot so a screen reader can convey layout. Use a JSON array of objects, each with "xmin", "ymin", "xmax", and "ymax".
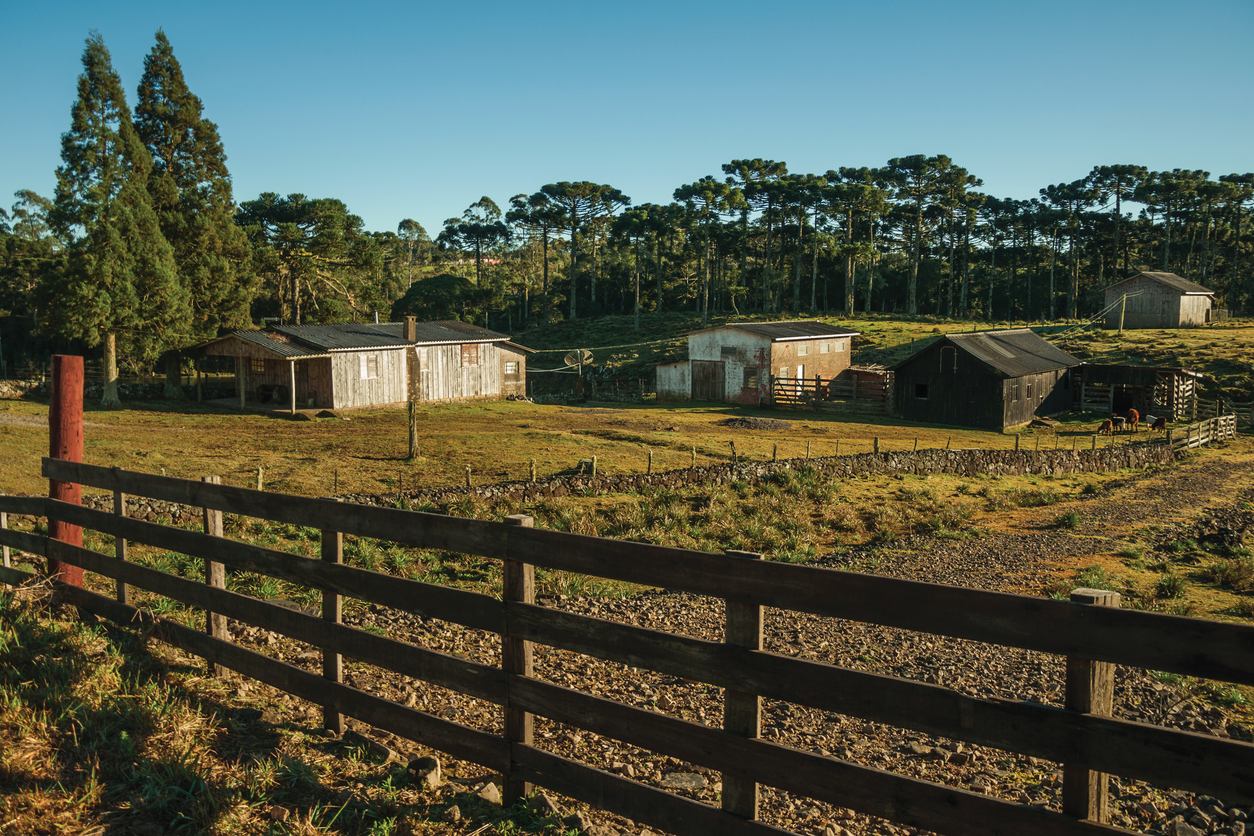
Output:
[
  {"xmin": 1150, "ymin": 415, "xmax": 1167, "ymax": 433},
  {"xmin": 1127, "ymin": 408, "xmax": 1140, "ymax": 433},
  {"xmin": 1111, "ymin": 415, "xmax": 1126, "ymax": 433},
  {"xmin": 1098, "ymin": 419, "xmax": 1114, "ymax": 436}
]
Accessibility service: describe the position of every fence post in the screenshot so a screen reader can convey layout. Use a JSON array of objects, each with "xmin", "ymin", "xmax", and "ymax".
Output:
[
  {"xmin": 874, "ymin": 437, "xmax": 880, "ymax": 454},
  {"xmin": 0, "ymin": 511, "xmax": 9, "ymax": 590},
  {"xmin": 202, "ymin": 476, "xmax": 227, "ymax": 677},
  {"xmin": 723, "ymin": 550, "xmax": 763, "ymax": 820},
  {"xmin": 322, "ymin": 502, "xmax": 345, "ymax": 735},
  {"xmin": 1063, "ymin": 587, "xmax": 1120, "ymax": 823},
  {"xmin": 503, "ymin": 514, "xmax": 536, "ymax": 807},
  {"xmin": 48, "ymin": 354, "xmax": 84, "ymax": 586},
  {"xmin": 114, "ymin": 487, "xmax": 128, "ymax": 605}
]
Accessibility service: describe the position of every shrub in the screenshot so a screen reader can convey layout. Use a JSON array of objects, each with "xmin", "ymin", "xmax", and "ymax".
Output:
[
  {"xmin": 1203, "ymin": 554, "xmax": 1254, "ymax": 592},
  {"xmin": 1055, "ymin": 510, "xmax": 1080, "ymax": 529},
  {"xmin": 1156, "ymin": 571, "xmax": 1188, "ymax": 599},
  {"xmin": 1075, "ymin": 565, "xmax": 1122, "ymax": 592}
]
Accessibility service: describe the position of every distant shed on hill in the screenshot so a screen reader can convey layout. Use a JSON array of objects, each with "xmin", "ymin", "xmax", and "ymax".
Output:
[{"xmin": 1103, "ymin": 272, "xmax": 1215, "ymax": 328}]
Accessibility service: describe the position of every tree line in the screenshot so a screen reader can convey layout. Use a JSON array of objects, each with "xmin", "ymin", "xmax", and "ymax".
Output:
[{"xmin": 2, "ymin": 32, "xmax": 1251, "ymax": 402}]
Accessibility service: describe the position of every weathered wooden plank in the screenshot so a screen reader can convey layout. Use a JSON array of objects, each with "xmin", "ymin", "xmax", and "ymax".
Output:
[
  {"xmin": 322, "ymin": 512, "xmax": 345, "ymax": 735},
  {"xmin": 45, "ymin": 539, "xmax": 508, "ymax": 704},
  {"xmin": 56, "ymin": 581, "xmax": 511, "ymax": 772},
  {"xmin": 203, "ymin": 475, "xmax": 228, "ymax": 678},
  {"xmin": 507, "ymin": 603, "xmax": 1254, "ymax": 804},
  {"xmin": 723, "ymin": 550, "xmax": 763, "ymax": 821},
  {"xmin": 45, "ymin": 499, "xmax": 504, "ymax": 633},
  {"xmin": 1064, "ymin": 590, "xmax": 1119, "ymax": 823},
  {"xmin": 0, "ymin": 527, "xmax": 48, "ymax": 556},
  {"xmin": 510, "ymin": 678, "xmax": 1127, "ymax": 836},
  {"xmin": 0, "ymin": 495, "xmax": 47, "ymax": 516},
  {"xmin": 42, "ymin": 459, "xmax": 506, "ymax": 558},
  {"xmin": 514, "ymin": 745, "xmax": 792, "ymax": 836},
  {"xmin": 504, "ymin": 527, "xmax": 1254, "ymax": 685},
  {"xmin": 0, "ymin": 565, "xmax": 37, "ymax": 586},
  {"xmin": 502, "ymin": 514, "xmax": 535, "ymax": 806}
]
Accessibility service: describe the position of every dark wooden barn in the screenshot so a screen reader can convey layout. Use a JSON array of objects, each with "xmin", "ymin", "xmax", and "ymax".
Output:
[{"xmin": 892, "ymin": 329, "xmax": 1081, "ymax": 430}]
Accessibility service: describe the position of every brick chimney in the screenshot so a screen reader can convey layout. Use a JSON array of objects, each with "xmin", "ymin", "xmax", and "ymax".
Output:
[{"xmin": 404, "ymin": 316, "xmax": 417, "ymax": 342}]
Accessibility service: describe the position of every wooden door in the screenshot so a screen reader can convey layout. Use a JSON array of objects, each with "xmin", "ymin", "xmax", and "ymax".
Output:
[{"xmin": 691, "ymin": 360, "xmax": 725, "ymax": 402}]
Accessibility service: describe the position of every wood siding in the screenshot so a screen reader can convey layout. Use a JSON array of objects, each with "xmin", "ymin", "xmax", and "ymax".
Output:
[
  {"xmin": 500, "ymin": 348, "xmax": 527, "ymax": 399},
  {"xmin": 894, "ymin": 342, "xmax": 1071, "ymax": 430},
  {"xmin": 331, "ymin": 349, "xmax": 407, "ymax": 409},
  {"xmin": 1103, "ymin": 275, "xmax": 1213, "ymax": 328},
  {"xmin": 413, "ymin": 343, "xmax": 504, "ymax": 404}
]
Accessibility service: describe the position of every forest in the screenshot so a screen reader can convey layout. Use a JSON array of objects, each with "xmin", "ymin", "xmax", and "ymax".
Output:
[{"xmin": 2, "ymin": 31, "xmax": 1252, "ymax": 402}]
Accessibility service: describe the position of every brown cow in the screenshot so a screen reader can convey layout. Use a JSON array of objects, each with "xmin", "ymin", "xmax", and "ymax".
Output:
[
  {"xmin": 1098, "ymin": 419, "xmax": 1114, "ymax": 436},
  {"xmin": 1127, "ymin": 408, "xmax": 1140, "ymax": 433},
  {"xmin": 1150, "ymin": 415, "xmax": 1167, "ymax": 433}
]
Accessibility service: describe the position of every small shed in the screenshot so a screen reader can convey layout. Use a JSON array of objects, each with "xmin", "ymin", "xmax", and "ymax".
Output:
[
  {"xmin": 892, "ymin": 329, "xmax": 1081, "ymax": 430},
  {"xmin": 197, "ymin": 319, "xmax": 533, "ymax": 411},
  {"xmin": 657, "ymin": 321, "xmax": 860, "ymax": 404},
  {"xmin": 1103, "ymin": 272, "xmax": 1215, "ymax": 328}
]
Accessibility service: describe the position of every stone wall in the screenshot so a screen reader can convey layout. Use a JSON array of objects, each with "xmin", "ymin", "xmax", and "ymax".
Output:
[{"xmin": 43, "ymin": 441, "xmax": 1173, "ymax": 524}]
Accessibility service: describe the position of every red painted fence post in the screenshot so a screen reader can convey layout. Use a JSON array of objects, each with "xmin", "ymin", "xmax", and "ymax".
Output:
[{"xmin": 48, "ymin": 354, "xmax": 84, "ymax": 587}]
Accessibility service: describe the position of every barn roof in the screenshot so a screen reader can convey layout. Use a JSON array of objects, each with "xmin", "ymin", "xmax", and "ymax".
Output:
[
  {"xmin": 272, "ymin": 321, "xmax": 510, "ymax": 351},
  {"xmin": 196, "ymin": 320, "xmax": 520, "ymax": 358},
  {"xmin": 923, "ymin": 329, "xmax": 1081, "ymax": 378},
  {"xmin": 1105, "ymin": 271, "xmax": 1214, "ymax": 295},
  {"xmin": 690, "ymin": 321, "xmax": 860, "ymax": 341}
]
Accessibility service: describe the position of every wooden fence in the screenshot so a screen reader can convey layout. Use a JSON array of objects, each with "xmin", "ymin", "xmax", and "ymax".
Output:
[
  {"xmin": 1168, "ymin": 414, "xmax": 1239, "ymax": 451},
  {"xmin": 771, "ymin": 376, "xmax": 890, "ymax": 415},
  {"xmin": 4, "ymin": 458, "xmax": 1254, "ymax": 836}
]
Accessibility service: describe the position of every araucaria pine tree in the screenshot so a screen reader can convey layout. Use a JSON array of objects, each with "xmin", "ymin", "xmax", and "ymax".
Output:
[
  {"xmin": 41, "ymin": 31, "xmax": 190, "ymax": 406},
  {"xmin": 136, "ymin": 30, "xmax": 253, "ymax": 345}
]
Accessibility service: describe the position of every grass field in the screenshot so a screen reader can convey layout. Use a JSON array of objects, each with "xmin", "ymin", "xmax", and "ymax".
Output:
[{"xmin": 1, "ymin": 313, "xmax": 1252, "ymax": 835}]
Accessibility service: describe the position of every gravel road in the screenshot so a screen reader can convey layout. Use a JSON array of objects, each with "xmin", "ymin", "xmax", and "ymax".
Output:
[{"xmin": 236, "ymin": 446, "xmax": 1254, "ymax": 836}]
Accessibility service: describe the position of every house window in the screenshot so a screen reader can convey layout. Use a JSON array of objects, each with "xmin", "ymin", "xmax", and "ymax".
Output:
[
  {"xmin": 1026, "ymin": 382, "xmax": 1034, "ymax": 399},
  {"xmin": 359, "ymin": 354, "xmax": 378, "ymax": 380},
  {"xmin": 915, "ymin": 383, "xmax": 929, "ymax": 399},
  {"xmin": 1012, "ymin": 381, "xmax": 1020, "ymax": 401},
  {"xmin": 250, "ymin": 358, "xmax": 264, "ymax": 373},
  {"xmin": 940, "ymin": 346, "xmax": 957, "ymax": 373},
  {"xmin": 779, "ymin": 367, "xmax": 788, "ymax": 380},
  {"xmin": 797, "ymin": 343, "xmax": 809, "ymax": 356},
  {"xmin": 820, "ymin": 342, "xmax": 830, "ymax": 354},
  {"xmin": 504, "ymin": 361, "xmax": 520, "ymax": 376},
  {"xmin": 461, "ymin": 344, "xmax": 480, "ymax": 367},
  {"xmin": 743, "ymin": 368, "xmax": 758, "ymax": 389},
  {"xmin": 721, "ymin": 345, "xmax": 738, "ymax": 358},
  {"xmin": 834, "ymin": 340, "xmax": 846, "ymax": 352}
]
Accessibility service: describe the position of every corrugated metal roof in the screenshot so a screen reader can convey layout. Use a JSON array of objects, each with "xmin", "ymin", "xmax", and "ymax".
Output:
[
  {"xmin": 271, "ymin": 321, "xmax": 510, "ymax": 351},
  {"xmin": 1107, "ymin": 271, "xmax": 1214, "ymax": 295},
  {"xmin": 691, "ymin": 321, "xmax": 861, "ymax": 341},
  {"xmin": 945, "ymin": 329, "xmax": 1080, "ymax": 377},
  {"xmin": 228, "ymin": 330, "xmax": 328, "ymax": 358}
]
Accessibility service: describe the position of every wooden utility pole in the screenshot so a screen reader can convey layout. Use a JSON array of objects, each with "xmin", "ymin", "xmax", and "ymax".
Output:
[
  {"xmin": 1118, "ymin": 293, "xmax": 1127, "ymax": 335},
  {"xmin": 405, "ymin": 317, "xmax": 419, "ymax": 459},
  {"xmin": 48, "ymin": 355, "xmax": 84, "ymax": 586}
]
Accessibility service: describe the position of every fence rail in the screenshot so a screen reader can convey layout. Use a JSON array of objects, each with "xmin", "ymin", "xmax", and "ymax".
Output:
[
  {"xmin": 771, "ymin": 377, "xmax": 890, "ymax": 414},
  {"xmin": 4, "ymin": 459, "xmax": 1254, "ymax": 836},
  {"xmin": 1168, "ymin": 414, "xmax": 1238, "ymax": 450}
]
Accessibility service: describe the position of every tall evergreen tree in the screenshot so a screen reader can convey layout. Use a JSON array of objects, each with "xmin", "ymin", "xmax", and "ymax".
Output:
[
  {"xmin": 136, "ymin": 29, "xmax": 253, "ymax": 346},
  {"xmin": 41, "ymin": 32, "xmax": 190, "ymax": 406}
]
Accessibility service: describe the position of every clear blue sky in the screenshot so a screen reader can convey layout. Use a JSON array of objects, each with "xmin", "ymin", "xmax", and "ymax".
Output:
[{"xmin": 2, "ymin": 0, "xmax": 1250, "ymax": 238}]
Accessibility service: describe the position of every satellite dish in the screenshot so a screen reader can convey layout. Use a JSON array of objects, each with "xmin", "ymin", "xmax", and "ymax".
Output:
[{"xmin": 563, "ymin": 349, "xmax": 593, "ymax": 368}]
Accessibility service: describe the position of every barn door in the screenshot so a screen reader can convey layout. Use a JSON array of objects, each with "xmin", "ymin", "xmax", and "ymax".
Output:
[{"xmin": 691, "ymin": 360, "xmax": 725, "ymax": 401}]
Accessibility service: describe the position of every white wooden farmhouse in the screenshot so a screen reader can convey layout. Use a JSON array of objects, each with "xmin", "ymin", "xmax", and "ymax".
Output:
[{"xmin": 198, "ymin": 318, "xmax": 533, "ymax": 412}]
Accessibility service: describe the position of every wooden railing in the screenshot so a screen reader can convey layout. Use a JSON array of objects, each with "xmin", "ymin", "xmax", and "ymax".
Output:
[
  {"xmin": 771, "ymin": 377, "xmax": 890, "ymax": 414},
  {"xmin": 1168, "ymin": 414, "xmax": 1239, "ymax": 450},
  {"xmin": 3, "ymin": 458, "xmax": 1254, "ymax": 836}
]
